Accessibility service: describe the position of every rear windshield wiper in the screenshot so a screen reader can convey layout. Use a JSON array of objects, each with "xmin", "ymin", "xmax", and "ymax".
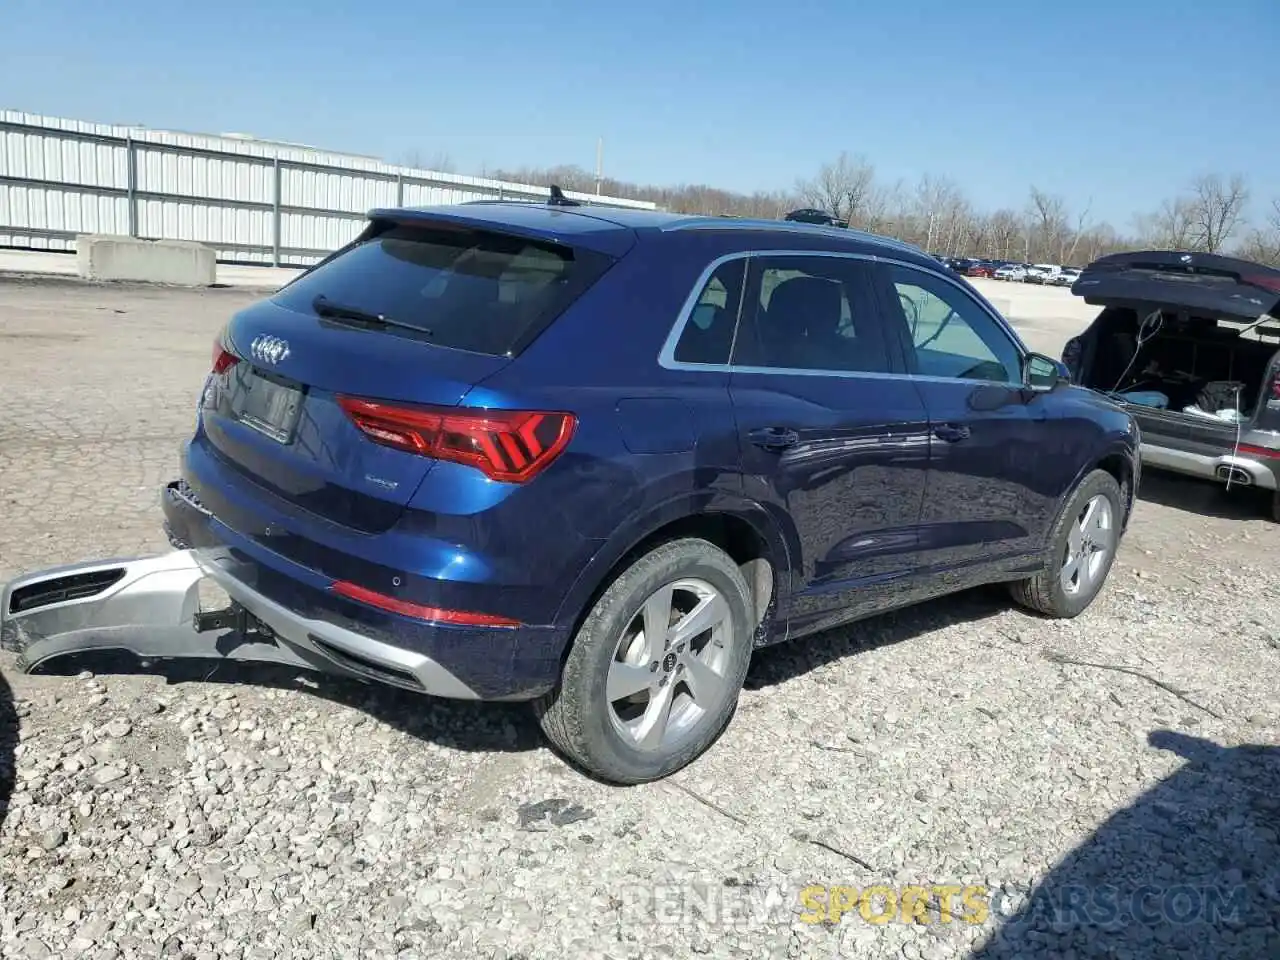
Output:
[{"xmin": 312, "ymin": 295, "xmax": 432, "ymax": 336}]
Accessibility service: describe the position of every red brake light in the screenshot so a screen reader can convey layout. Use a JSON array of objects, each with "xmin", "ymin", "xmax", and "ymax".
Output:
[
  {"xmin": 330, "ymin": 580, "xmax": 521, "ymax": 628},
  {"xmin": 1242, "ymin": 273, "xmax": 1280, "ymax": 295},
  {"xmin": 1237, "ymin": 443, "xmax": 1280, "ymax": 460},
  {"xmin": 212, "ymin": 340, "xmax": 239, "ymax": 375},
  {"xmin": 337, "ymin": 396, "xmax": 576, "ymax": 484}
]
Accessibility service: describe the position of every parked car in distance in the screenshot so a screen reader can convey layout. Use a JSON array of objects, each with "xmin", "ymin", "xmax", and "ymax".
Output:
[
  {"xmin": 1048, "ymin": 267, "xmax": 1081, "ymax": 287},
  {"xmin": 1064, "ymin": 250, "xmax": 1280, "ymax": 521},
  {"xmin": 1025, "ymin": 264, "xmax": 1062, "ymax": 285},
  {"xmin": 965, "ymin": 260, "xmax": 998, "ymax": 279},
  {"xmin": 994, "ymin": 263, "xmax": 1029, "ymax": 281},
  {"xmin": 67, "ymin": 195, "xmax": 1142, "ymax": 785},
  {"xmin": 784, "ymin": 208, "xmax": 849, "ymax": 228}
]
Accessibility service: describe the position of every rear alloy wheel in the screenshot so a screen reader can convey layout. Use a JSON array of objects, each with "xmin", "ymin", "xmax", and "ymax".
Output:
[
  {"xmin": 534, "ymin": 538, "xmax": 754, "ymax": 784},
  {"xmin": 1010, "ymin": 469, "xmax": 1123, "ymax": 618}
]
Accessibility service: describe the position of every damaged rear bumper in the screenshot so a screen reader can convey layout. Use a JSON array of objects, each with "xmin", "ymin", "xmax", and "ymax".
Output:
[
  {"xmin": 0, "ymin": 482, "xmax": 564, "ymax": 701},
  {"xmin": 0, "ymin": 550, "xmax": 317, "ymax": 675}
]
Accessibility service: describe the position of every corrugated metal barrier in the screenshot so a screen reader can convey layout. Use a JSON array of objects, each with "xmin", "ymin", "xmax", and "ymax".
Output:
[{"xmin": 0, "ymin": 111, "xmax": 656, "ymax": 266}]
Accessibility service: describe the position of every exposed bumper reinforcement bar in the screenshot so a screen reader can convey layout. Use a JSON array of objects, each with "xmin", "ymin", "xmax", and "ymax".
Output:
[{"xmin": 0, "ymin": 549, "xmax": 485, "ymax": 698}]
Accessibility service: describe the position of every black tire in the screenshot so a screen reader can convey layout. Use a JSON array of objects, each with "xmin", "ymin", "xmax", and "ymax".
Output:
[
  {"xmin": 533, "ymin": 538, "xmax": 755, "ymax": 785},
  {"xmin": 1010, "ymin": 469, "xmax": 1123, "ymax": 618},
  {"xmin": 1270, "ymin": 490, "xmax": 1280, "ymax": 524}
]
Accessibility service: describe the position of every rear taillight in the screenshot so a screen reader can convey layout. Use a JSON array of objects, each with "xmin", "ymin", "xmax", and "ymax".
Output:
[
  {"xmin": 337, "ymin": 396, "xmax": 576, "ymax": 484},
  {"xmin": 212, "ymin": 340, "xmax": 239, "ymax": 375},
  {"xmin": 1237, "ymin": 443, "xmax": 1280, "ymax": 460},
  {"xmin": 330, "ymin": 580, "xmax": 521, "ymax": 628},
  {"xmin": 1242, "ymin": 273, "xmax": 1280, "ymax": 295}
]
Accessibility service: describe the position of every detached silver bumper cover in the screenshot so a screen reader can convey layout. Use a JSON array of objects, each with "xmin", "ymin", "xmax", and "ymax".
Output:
[
  {"xmin": 0, "ymin": 550, "xmax": 482, "ymax": 698},
  {"xmin": 0, "ymin": 551, "xmax": 316, "ymax": 674}
]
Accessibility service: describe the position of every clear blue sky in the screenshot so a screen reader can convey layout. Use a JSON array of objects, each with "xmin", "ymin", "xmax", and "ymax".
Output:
[{"xmin": 4, "ymin": 0, "xmax": 1277, "ymax": 230}]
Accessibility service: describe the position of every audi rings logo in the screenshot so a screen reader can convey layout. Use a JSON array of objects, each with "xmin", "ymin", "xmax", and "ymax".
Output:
[{"xmin": 250, "ymin": 334, "xmax": 290, "ymax": 365}]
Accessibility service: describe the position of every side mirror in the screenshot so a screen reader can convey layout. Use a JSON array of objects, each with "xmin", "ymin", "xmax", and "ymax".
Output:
[{"xmin": 1024, "ymin": 353, "xmax": 1070, "ymax": 391}]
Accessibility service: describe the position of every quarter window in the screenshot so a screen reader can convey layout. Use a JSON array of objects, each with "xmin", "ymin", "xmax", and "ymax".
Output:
[
  {"xmin": 673, "ymin": 259, "xmax": 745, "ymax": 365},
  {"xmin": 889, "ymin": 265, "xmax": 1021, "ymax": 382},
  {"xmin": 733, "ymin": 256, "xmax": 892, "ymax": 374}
]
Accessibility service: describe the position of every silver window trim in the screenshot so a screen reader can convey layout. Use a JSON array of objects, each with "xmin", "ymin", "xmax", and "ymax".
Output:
[{"xmin": 657, "ymin": 249, "xmax": 1030, "ymax": 388}]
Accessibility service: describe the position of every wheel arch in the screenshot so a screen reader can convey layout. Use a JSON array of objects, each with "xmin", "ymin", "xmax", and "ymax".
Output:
[
  {"xmin": 552, "ymin": 493, "xmax": 794, "ymax": 656},
  {"xmin": 1061, "ymin": 438, "xmax": 1139, "ymax": 531}
]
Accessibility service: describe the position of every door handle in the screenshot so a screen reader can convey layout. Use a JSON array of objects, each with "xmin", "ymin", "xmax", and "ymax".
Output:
[
  {"xmin": 748, "ymin": 427, "xmax": 800, "ymax": 451},
  {"xmin": 933, "ymin": 423, "xmax": 971, "ymax": 443}
]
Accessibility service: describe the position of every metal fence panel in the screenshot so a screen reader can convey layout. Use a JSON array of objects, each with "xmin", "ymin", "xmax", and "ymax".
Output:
[{"xmin": 0, "ymin": 110, "xmax": 655, "ymax": 266}]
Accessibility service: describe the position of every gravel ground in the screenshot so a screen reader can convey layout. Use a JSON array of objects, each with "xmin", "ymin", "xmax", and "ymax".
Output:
[{"xmin": 2, "ymin": 275, "xmax": 1278, "ymax": 960}]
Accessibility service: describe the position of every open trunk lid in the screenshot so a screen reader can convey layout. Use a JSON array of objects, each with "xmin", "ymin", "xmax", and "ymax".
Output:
[
  {"xmin": 1071, "ymin": 250, "xmax": 1280, "ymax": 321},
  {"xmin": 197, "ymin": 214, "xmax": 618, "ymax": 531}
]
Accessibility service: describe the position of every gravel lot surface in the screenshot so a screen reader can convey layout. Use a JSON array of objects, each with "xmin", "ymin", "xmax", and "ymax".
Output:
[{"xmin": 2, "ymin": 275, "xmax": 1278, "ymax": 960}]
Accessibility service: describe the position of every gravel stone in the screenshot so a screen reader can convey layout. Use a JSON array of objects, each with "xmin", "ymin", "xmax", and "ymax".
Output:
[
  {"xmin": 89, "ymin": 765, "xmax": 126, "ymax": 786},
  {"xmin": 2, "ymin": 279, "xmax": 1279, "ymax": 959},
  {"xmin": 103, "ymin": 718, "xmax": 132, "ymax": 739}
]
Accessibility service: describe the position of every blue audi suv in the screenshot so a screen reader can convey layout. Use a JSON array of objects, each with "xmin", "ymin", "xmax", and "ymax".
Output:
[{"xmin": 160, "ymin": 194, "xmax": 1140, "ymax": 783}]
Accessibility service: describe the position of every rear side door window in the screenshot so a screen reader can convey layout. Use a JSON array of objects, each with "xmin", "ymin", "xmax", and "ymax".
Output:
[
  {"xmin": 732, "ymin": 255, "xmax": 895, "ymax": 374},
  {"xmin": 672, "ymin": 258, "xmax": 746, "ymax": 365},
  {"xmin": 887, "ymin": 265, "xmax": 1022, "ymax": 383}
]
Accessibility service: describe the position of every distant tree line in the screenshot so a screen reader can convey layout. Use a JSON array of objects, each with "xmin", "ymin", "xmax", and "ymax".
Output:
[{"xmin": 482, "ymin": 154, "xmax": 1278, "ymax": 268}]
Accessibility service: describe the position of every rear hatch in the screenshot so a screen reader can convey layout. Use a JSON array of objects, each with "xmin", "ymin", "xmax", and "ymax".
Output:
[
  {"xmin": 198, "ymin": 211, "xmax": 621, "ymax": 532},
  {"xmin": 1071, "ymin": 250, "xmax": 1280, "ymax": 320},
  {"xmin": 1069, "ymin": 251, "xmax": 1280, "ymax": 441}
]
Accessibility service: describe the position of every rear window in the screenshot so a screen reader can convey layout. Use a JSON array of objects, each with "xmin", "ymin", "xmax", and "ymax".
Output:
[{"xmin": 273, "ymin": 221, "xmax": 614, "ymax": 356}]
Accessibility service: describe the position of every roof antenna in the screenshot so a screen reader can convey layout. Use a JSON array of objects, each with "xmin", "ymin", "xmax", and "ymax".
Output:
[{"xmin": 548, "ymin": 184, "xmax": 581, "ymax": 207}]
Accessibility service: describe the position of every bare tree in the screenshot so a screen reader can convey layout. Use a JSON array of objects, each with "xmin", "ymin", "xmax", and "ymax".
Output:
[
  {"xmin": 987, "ymin": 209, "xmax": 1023, "ymax": 260},
  {"xmin": 913, "ymin": 175, "xmax": 966, "ymax": 253},
  {"xmin": 1060, "ymin": 198, "xmax": 1093, "ymax": 264},
  {"xmin": 1027, "ymin": 187, "xmax": 1069, "ymax": 262},
  {"xmin": 478, "ymin": 154, "xmax": 1271, "ymax": 272},
  {"xmin": 1133, "ymin": 196, "xmax": 1196, "ymax": 249},
  {"xmin": 1076, "ymin": 223, "xmax": 1119, "ymax": 264},
  {"xmin": 797, "ymin": 153, "xmax": 877, "ymax": 224},
  {"xmin": 1187, "ymin": 173, "xmax": 1250, "ymax": 252},
  {"xmin": 1238, "ymin": 199, "xmax": 1280, "ymax": 267},
  {"xmin": 862, "ymin": 178, "xmax": 904, "ymax": 235}
]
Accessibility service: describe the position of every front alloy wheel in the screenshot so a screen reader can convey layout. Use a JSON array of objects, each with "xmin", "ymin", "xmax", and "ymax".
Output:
[
  {"xmin": 1060, "ymin": 494, "xmax": 1116, "ymax": 597},
  {"xmin": 1010, "ymin": 468, "xmax": 1123, "ymax": 618}
]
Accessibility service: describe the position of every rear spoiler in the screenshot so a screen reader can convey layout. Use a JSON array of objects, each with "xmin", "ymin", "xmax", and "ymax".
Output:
[{"xmin": 1071, "ymin": 250, "xmax": 1280, "ymax": 322}]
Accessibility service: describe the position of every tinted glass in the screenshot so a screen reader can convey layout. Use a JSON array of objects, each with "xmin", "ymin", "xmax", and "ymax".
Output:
[
  {"xmin": 673, "ymin": 258, "xmax": 745, "ymax": 365},
  {"xmin": 889, "ymin": 264, "xmax": 1021, "ymax": 382},
  {"xmin": 733, "ymin": 255, "xmax": 892, "ymax": 373},
  {"xmin": 273, "ymin": 223, "xmax": 611, "ymax": 356}
]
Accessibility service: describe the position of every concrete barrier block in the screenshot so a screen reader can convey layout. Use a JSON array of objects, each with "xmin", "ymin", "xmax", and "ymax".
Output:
[{"xmin": 75, "ymin": 235, "xmax": 216, "ymax": 286}]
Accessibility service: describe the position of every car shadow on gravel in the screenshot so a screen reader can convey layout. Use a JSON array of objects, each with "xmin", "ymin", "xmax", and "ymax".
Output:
[
  {"xmin": 0, "ymin": 668, "xmax": 16, "ymax": 829},
  {"xmin": 1136, "ymin": 471, "xmax": 1271, "ymax": 521},
  {"xmin": 745, "ymin": 586, "xmax": 1010, "ymax": 689},
  {"xmin": 970, "ymin": 730, "xmax": 1280, "ymax": 959},
  {"xmin": 30, "ymin": 651, "xmax": 543, "ymax": 754}
]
